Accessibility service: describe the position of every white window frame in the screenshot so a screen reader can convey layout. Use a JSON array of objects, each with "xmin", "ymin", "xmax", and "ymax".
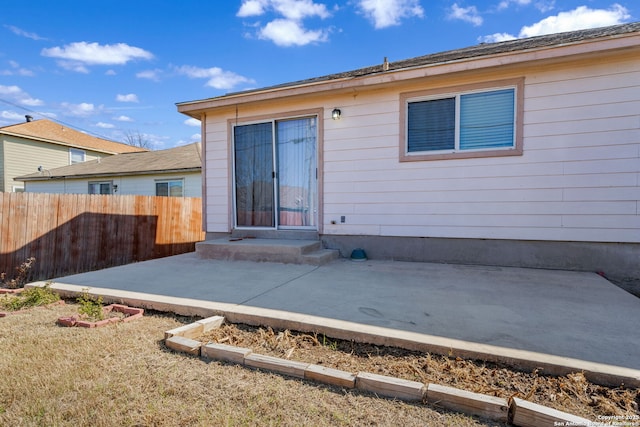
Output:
[
  {"xmin": 155, "ymin": 179, "xmax": 184, "ymax": 197},
  {"xmin": 69, "ymin": 148, "xmax": 86, "ymax": 164},
  {"xmin": 399, "ymin": 78, "xmax": 524, "ymax": 162},
  {"xmin": 88, "ymin": 181, "xmax": 113, "ymax": 195}
]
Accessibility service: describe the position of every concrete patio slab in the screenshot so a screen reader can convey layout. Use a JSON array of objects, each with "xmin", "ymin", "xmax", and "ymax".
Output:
[{"xmin": 40, "ymin": 252, "xmax": 640, "ymax": 386}]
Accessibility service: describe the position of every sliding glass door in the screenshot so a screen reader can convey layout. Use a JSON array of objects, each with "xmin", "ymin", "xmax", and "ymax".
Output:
[
  {"xmin": 233, "ymin": 116, "xmax": 317, "ymax": 229},
  {"xmin": 233, "ymin": 122, "xmax": 274, "ymax": 227}
]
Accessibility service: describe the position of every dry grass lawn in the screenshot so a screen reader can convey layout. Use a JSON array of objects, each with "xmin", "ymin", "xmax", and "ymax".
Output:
[{"xmin": 0, "ymin": 302, "xmax": 504, "ymax": 427}]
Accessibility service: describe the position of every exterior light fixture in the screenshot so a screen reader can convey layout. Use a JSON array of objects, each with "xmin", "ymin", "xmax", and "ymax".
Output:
[{"xmin": 332, "ymin": 108, "xmax": 341, "ymax": 120}]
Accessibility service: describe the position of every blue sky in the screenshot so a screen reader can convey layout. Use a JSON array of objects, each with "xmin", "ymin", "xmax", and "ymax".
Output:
[{"xmin": 0, "ymin": 1, "xmax": 635, "ymax": 149}]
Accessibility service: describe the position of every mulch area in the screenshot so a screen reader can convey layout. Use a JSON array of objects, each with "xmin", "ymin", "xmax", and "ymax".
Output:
[{"xmin": 199, "ymin": 322, "xmax": 639, "ymax": 421}]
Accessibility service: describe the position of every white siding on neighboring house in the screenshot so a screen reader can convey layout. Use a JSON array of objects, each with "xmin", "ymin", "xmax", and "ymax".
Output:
[
  {"xmin": 25, "ymin": 172, "xmax": 202, "ymax": 197},
  {"xmin": 203, "ymin": 55, "xmax": 639, "ymax": 243},
  {"xmin": 120, "ymin": 173, "xmax": 201, "ymax": 197}
]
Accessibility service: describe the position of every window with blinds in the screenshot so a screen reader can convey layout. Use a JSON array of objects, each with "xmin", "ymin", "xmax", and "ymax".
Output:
[{"xmin": 406, "ymin": 86, "xmax": 516, "ymax": 155}]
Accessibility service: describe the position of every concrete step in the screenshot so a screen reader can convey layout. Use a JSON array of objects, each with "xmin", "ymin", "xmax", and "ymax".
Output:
[{"xmin": 196, "ymin": 238, "xmax": 339, "ymax": 266}]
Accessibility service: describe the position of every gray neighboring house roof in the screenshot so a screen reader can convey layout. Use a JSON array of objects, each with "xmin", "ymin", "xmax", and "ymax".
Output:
[
  {"xmin": 177, "ymin": 21, "xmax": 640, "ymax": 108},
  {"xmin": 17, "ymin": 142, "xmax": 201, "ymax": 181}
]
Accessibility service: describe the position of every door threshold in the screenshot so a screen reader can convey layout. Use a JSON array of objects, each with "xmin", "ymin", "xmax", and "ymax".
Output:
[{"xmin": 231, "ymin": 229, "xmax": 319, "ymax": 241}]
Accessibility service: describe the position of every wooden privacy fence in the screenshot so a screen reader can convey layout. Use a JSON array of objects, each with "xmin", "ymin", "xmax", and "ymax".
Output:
[{"xmin": 0, "ymin": 193, "xmax": 205, "ymax": 282}]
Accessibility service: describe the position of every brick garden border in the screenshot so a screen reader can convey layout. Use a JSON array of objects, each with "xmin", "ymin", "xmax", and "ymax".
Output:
[
  {"xmin": 164, "ymin": 316, "xmax": 593, "ymax": 427},
  {"xmin": 0, "ymin": 287, "xmax": 25, "ymax": 294},
  {"xmin": 57, "ymin": 304, "xmax": 144, "ymax": 328}
]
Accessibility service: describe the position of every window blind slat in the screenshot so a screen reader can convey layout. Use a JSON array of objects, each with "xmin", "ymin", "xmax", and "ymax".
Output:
[
  {"xmin": 408, "ymin": 97, "xmax": 455, "ymax": 152},
  {"xmin": 460, "ymin": 89, "xmax": 514, "ymax": 150}
]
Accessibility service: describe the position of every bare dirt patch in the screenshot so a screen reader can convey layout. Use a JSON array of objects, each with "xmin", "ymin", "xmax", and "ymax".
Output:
[{"xmin": 199, "ymin": 323, "xmax": 639, "ymax": 421}]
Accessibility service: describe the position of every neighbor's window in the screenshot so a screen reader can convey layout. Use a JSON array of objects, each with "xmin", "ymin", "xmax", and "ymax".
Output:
[
  {"xmin": 69, "ymin": 148, "xmax": 86, "ymax": 164},
  {"xmin": 88, "ymin": 181, "xmax": 112, "ymax": 195},
  {"xmin": 156, "ymin": 179, "xmax": 183, "ymax": 197},
  {"xmin": 401, "ymin": 79, "xmax": 523, "ymax": 161}
]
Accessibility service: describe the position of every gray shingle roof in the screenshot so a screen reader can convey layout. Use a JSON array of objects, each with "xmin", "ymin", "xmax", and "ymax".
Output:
[{"xmin": 17, "ymin": 142, "xmax": 201, "ymax": 181}]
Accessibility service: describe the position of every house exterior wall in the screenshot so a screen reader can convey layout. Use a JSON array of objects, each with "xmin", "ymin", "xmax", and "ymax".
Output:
[
  {"xmin": 0, "ymin": 135, "xmax": 109, "ymax": 192},
  {"xmin": 203, "ymin": 54, "xmax": 639, "ymax": 244},
  {"xmin": 24, "ymin": 171, "xmax": 202, "ymax": 197}
]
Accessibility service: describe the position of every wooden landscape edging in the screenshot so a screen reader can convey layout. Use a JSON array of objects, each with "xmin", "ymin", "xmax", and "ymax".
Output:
[{"xmin": 164, "ymin": 316, "xmax": 593, "ymax": 426}]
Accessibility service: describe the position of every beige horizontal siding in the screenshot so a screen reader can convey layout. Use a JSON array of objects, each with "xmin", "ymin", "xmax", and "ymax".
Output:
[
  {"xmin": 204, "ymin": 119, "xmax": 231, "ymax": 232},
  {"xmin": 323, "ymin": 57, "xmax": 638, "ymax": 242},
  {"xmin": 202, "ymin": 55, "xmax": 639, "ymax": 242}
]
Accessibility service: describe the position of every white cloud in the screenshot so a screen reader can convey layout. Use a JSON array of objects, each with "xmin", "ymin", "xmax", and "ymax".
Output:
[
  {"xmin": 448, "ymin": 3, "xmax": 483, "ymax": 26},
  {"xmin": 238, "ymin": 0, "xmax": 330, "ymax": 20},
  {"xmin": 96, "ymin": 122, "xmax": 115, "ymax": 129},
  {"xmin": 0, "ymin": 85, "xmax": 21, "ymax": 96},
  {"xmin": 56, "ymin": 61, "xmax": 90, "ymax": 73},
  {"xmin": 357, "ymin": 0, "xmax": 424, "ymax": 29},
  {"xmin": 534, "ymin": 1, "xmax": 555, "ymax": 13},
  {"xmin": 137, "ymin": 132, "xmax": 169, "ymax": 150},
  {"xmin": 20, "ymin": 98, "xmax": 44, "ymax": 107},
  {"xmin": 191, "ymin": 133, "xmax": 201, "ymax": 141},
  {"xmin": 237, "ymin": 0, "xmax": 268, "ymax": 17},
  {"xmin": 0, "ymin": 60, "xmax": 35, "ymax": 77},
  {"xmin": 5, "ymin": 25, "xmax": 46, "ymax": 41},
  {"xmin": 41, "ymin": 42, "xmax": 153, "ymax": 72},
  {"xmin": 137, "ymin": 69, "xmax": 162, "ymax": 81},
  {"xmin": 273, "ymin": 0, "xmax": 330, "ymax": 20},
  {"xmin": 480, "ymin": 4, "xmax": 630, "ymax": 43},
  {"xmin": 498, "ymin": 0, "xmax": 555, "ymax": 13},
  {"xmin": 105, "ymin": 69, "xmax": 117, "ymax": 76},
  {"xmin": 259, "ymin": 19, "xmax": 329, "ymax": 46},
  {"xmin": 498, "ymin": 0, "xmax": 531, "ymax": 10},
  {"xmin": 238, "ymin": 0, "xmax": 332, "ymax": 46},
  {"xmin": 1, "ymin": 110, "xmax": 26, "ymax": 121},
  {"xmin": 60, "ymin": 102, "xmax": 102, "ymax": 117},
  {"xmin": 0, "ymin": 85, "xmax": 44, "ymax": 106},
  {"xmin": 184, "ymin": 118, "xmax": 201, "ymax": 127},
  {"xmin": 116, "ymin": 93, "xmax": 139, "ymax": 103},
  {"xmin": 519, "ymin": 4, "xmax": 630, "ymax": 37},
  {"xmin": 114, "ymin": 115, "xmax": 133, "ymax": 122},
  {"xmin": 176, "ymin": 65, "xmax": 255, "ymax": 90},
  {"xmin": 479, "ymin": 32, "xmax": 517, "ymax": 43}
]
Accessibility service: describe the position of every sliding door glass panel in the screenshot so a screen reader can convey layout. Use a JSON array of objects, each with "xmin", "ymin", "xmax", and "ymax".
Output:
[
  {"xmin": 234, "ymin": 123, "xmax": 275, "ymax": 227},
  {"xmin": 276, "ymin": 117, "xmax": 317, "ymax": 227}
]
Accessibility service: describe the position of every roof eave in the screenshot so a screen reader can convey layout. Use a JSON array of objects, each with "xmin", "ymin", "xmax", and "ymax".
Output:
[
  {"xmin": 0, "ymin": 130, "xmax": 128, "ymax": 155},
  {"xmin": 176, "ymin": 31, "xmax": 640, "ymax": 117},
  {"xmin": 17, "ymin": 167, "xmax": 201, "ymax": 181}
]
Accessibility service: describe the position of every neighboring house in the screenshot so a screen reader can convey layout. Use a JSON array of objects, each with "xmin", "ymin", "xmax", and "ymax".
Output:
[
  {"xmin": 16, "ymin": 143, "xmax": 201, "ymax": 197},
  {"xmin": 177, "ymin": 22, "xmax": 640, "ymax": 279},
  {"xmin": 0, "ymin": 117, "xmax": 145, "ymax": 192}
]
